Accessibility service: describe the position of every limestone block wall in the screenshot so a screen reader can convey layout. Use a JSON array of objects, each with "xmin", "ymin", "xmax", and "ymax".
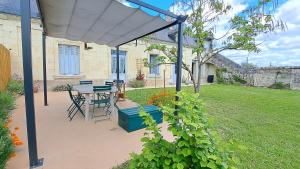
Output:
[{"xmin": 252, "ymin": 67, "xmax": 300, "ymax": 90}]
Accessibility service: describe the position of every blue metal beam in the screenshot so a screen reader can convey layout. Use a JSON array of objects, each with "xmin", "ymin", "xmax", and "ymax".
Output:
[
  {"xmin": 20, "ymin": 0, "xmax": 43, "ymax": 167},
  {"xmin": 42, "ymin": 33, "xmax": 48, "ymax": 106},
  {"xmin": 116, "ymin": 46, "xmax": 120, "ymax": 86}
]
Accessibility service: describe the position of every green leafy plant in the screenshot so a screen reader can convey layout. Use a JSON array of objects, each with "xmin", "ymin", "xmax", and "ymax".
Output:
[
  {"xmin": 0, "ymin": 92, "xmax": 15, "ymax": 169},
  {"xmin": 232, "ymin": 75, "xmax": 247, "ymax": 85},
  {"xmin": 130, "ymin": 91, "xmax": 237, "ymax": 169},
  {"xmin": 0, "ymin": 92, "xmax": 15, "ymax": 122},
  {"xmin": 128, "ymin": 79, "xmax": 145, "ymax": 88},
  {"xmin": 268, "ymin": 82, "xmax": 290, "ymax": 89},
  {"xmin": 112, "ymin": 160, "xmax": 130, "ymax": 169},
  {"xmin": 216, "ymin": 68, "xmax": 227, "ymax": 84},
  {"xmin": 7, "ymin": 79, "xmax": 24, "ymax": 96}
]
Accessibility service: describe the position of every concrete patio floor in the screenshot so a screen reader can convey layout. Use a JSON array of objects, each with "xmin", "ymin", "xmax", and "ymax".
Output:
[{"xmin": 7, "ymin": 91, "xmax": 172, "ymax": 169}]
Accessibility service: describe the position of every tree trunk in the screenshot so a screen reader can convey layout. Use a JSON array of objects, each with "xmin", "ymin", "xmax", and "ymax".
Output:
[
  {"xmin": 195, "ymin": 53, "xmax": 202, "ymax": 93},
  {"xmin": 189, "ymin": 71, "xmax": 197, "ymax": 93},
  {"xmin": 196, "ymin": 63, "xmax": 202, "ymax": 93},
  {"xmin": 182, "ymin": 62, "xmax": 197, "ymax": 93}
]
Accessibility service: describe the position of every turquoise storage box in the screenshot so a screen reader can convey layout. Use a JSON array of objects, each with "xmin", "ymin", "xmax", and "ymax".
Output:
[{"xmin": 118, "ymin": 105, "xmax": 163, "ymax": 132}]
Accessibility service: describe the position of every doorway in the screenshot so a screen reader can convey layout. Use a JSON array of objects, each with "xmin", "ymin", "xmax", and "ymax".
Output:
[{"xmin": 111, "ymin": 50, "xmax": 127, "ymax": 81}]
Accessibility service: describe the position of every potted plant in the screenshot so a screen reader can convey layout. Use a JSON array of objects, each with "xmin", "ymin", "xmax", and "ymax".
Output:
[{"xmin": 33, "ymin": 81, "xmax": 40, "ymax": 93}]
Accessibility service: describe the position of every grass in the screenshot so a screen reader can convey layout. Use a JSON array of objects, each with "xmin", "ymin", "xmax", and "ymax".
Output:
[{"xmin": 126, "ymin": 84, "xmax": 300, "ymax": 169}]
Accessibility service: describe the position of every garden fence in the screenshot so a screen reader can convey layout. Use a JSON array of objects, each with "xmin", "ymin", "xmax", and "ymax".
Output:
[{"xmin": 0, "ymin": 44, "xmax": 11, "ymax": 91}]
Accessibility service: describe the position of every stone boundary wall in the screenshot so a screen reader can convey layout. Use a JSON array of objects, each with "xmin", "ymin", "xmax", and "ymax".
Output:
[{"xmin": 250, "ymin": 66, "xmax": 300, "ymax": 90}]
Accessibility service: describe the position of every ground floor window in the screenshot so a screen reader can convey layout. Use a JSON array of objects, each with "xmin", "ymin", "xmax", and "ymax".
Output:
[{"xmin": 58, "ymin": 44, "xmax": 80, "ymax": 75}]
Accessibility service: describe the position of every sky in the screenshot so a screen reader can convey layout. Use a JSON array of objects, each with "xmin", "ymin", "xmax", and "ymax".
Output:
[{"xmin": 135, "ymin": 0, "xmax": 299, "ymax": 67}]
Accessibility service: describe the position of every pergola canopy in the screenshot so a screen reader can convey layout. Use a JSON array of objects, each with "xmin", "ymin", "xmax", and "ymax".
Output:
[
  {"xmin": 20, "ymin": 0, "xmax": 185, "ymax": 167},
  {"xmin": 38, "ymin": 0, "xmax": 174, "ymax": 47}
]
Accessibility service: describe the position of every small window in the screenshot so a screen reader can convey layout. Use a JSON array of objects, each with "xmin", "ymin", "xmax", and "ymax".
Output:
[
  {"xmin": 149, "ymin": 54, "xmax": 160, "ymax": 75},
  {"xmin": 58, "ymin": 45, "xmax": 80, "ymax": 75}
]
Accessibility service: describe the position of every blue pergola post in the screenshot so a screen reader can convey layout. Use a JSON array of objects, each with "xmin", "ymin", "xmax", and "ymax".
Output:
[
  {"xmin": 116, "ymin": 46, "xmax": 120, "ymax": 86},
  {"xmin": 20, "ymin": 0, "xmax": 43, "ymax": 168},
  {"xmin": 42, "ymin": 32, "xmax": 48, "ymax": 106},
  {"xmin": 175, "ymin": 16, "xmax": 185, "ymax": 114}
]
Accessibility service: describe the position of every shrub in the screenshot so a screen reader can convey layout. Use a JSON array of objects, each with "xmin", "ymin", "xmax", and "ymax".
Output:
[
  {"xmin": 216, "ymin": 68, "xmax": 227, "ymax": 84},
  {"xmin": 7, "ymin": 79, "xmax": 24, "ymax": 96},
  {"xmin": 232, "ymin": 75, "xmax": 247, "ymax": 84},
  {"xmin": 0, "ymin": 92, "xmax": 15, "ymax": 169},
  {"xmin": 147, "ymin": 92, "xmax": 174, "ymax": 107},
  {"xmin": 130, "ymin": 91, "xmax": 237, "ymax": 169},
  {"xmin": 268, "ymin": 82, "xmax": 290, "ymax": 89},
  {"xmin": 136, "ymin": 71, "xmax": 145, "ymax": 81},
  {"xmin": 128, "ymin": 79, "xmax": 145, "ymax": 88},
  {"xmin": 0, "ymin": 92, "xmax": 15, "ymax": 122},
  {"xmin": 112, "ymin": 160, "xmax": 130, "ymax": 169},
  {"xmin": 53, "ymin": 84, "xmax": 69, "ymax": 92}
]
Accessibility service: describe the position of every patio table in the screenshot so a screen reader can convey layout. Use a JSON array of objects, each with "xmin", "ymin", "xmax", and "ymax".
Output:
[{"xmin": 72, "ymin": 84, "xmax": 117, "ymax": 121}]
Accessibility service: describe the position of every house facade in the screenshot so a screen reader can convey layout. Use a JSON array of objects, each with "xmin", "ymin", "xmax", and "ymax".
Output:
[
  {"xmin": 0, "ymin": 12, "xmax": 216, "ymax": 88},
  {"xmin": 0, "ymin": 2, "xmax": 240, "ymax": 89}
]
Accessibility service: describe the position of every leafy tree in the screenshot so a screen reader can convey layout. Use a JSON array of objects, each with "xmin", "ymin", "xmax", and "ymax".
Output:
[{"xmin": 144, "ymin": 0, "xmax": 286, "ymax": 93}]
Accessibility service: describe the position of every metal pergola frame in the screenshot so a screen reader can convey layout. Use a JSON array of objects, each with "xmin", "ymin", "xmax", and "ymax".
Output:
[{"xmin": 20, "ymin": 0, "xmax": 186, "ymax": 168}]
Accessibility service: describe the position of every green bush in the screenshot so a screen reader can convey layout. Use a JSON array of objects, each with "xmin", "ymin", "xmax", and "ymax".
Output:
[
  {"xmin": 7, "ymin": 79, "xmax": 24, "ymax": 96},
  {"xmin": 0, "ymin": 92, "xmax": 15, "ymax": 169},
  {"xmin": 216, "ymin": 68, "xmax": 227, "ymax": 84},
  {"xmin": 128, "ymin": 79, "xmax": 145, "ymax": 88},
  {"xmin": 130, "ymin": 91, "xmax": 237, "ymax": 169},
  {"xmin": 0, "ymin": 92, "xmax": 15, "ymax": 122},
  {"xmin": 232, "ymin": 75, "xmax": 247, "ymax": 84},
  {"xmin": 268, "ymin": 82, "xmax": 290, "ymax": 89},
  {"xmin": 112, "ymin": 160, "xmax": 130, "ymax": 169}
]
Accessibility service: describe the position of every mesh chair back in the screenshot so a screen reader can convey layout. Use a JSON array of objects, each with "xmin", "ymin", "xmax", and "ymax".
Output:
[
  {"xmin": 67, "ymin": 84, "xmax": 74, "ymax": 100},
  {"xmin": 105, "ymin": 81, "xmax": 114, "ymax": 86},
  {"xmin": 80, "ymin": 80, "xmax": 93, "ymax": 85},
  {"xmin": 93, "ymin": 85, "xmax": 112, "ymax": 92},
  {"xmin": 67, "ymin": 84, "xmax": 82, "ymax": 110}
]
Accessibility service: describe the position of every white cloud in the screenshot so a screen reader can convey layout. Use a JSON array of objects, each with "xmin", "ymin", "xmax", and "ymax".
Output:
[
  {"xmin": 224, "ymin": 0, "xmax": 300, "ymax": 67},
  {"xmin": 171, "ymin": 0, "xmax": 300, "ymax": 67}
]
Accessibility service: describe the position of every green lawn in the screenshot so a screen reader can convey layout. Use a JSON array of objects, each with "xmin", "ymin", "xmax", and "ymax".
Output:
[{"xmin": 126, "ymin": 85, "xmax": 300, "ymax": 169}]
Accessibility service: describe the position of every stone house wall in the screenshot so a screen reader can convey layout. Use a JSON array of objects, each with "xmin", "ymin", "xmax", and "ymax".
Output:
[{"xmin": 0, "ymin": 13, "xmax": 210, "ymax": 89}]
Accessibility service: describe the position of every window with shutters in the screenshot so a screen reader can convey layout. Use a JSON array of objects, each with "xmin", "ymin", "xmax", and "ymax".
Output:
[{"xmin": 58, "ymin": 45, "xmax": 80, "ymax": 75}]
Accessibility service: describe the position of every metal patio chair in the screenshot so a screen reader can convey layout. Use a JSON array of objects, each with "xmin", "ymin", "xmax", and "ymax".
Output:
[
  {"xmin": 66, "ymin": 84, "xmax": 85, "ymax": 121},
  {"xmin": 91, "ymin": 85, "xmax": 112, "ymax": 120}
]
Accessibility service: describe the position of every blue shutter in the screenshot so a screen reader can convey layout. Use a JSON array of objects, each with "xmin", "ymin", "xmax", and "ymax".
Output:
[{"xmin": 59, "ymin": 45, "xmax": 80, "ymax": 75}]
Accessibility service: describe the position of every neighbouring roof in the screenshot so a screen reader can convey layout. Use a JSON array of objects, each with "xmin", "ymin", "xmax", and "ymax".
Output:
[{"xmin": 210, "ymin": 54, "xmax": 242, "ymax": 70}]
